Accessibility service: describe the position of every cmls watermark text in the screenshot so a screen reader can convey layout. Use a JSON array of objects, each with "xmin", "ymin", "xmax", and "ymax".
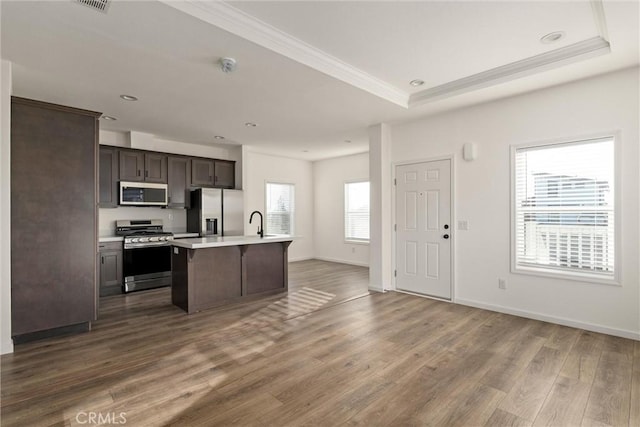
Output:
[{"xmin": 75, "ymin": 411, "xmax": 127, "ymax": 425}]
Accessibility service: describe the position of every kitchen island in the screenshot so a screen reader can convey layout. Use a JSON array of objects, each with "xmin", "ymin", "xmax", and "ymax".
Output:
[{"xmin": 171, "ymin": 235, "xmax": 293, "ymax": 314}]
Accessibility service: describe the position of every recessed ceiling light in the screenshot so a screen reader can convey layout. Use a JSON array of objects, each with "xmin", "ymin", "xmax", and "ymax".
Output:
[
  {"xmin": 120, "ymin": 94, "xmax": 138, "ymax": 101},
  {"xmin": 245, "ymin": 122, "xmax": 257, "ymax": 127},
  {"xmin": 409, "ymin": 79, "xmax": 425, "ymax": 87},
  {"xmin": 214, "ymin": 135, "xmax": 225, "ymax": 140},
  {"xmin": 101, "ymin": 115, "xmax": 117, "ymax": 121},
  {"xmin": 540, "ymin": 31, "xmax": 565, "ymax": 44},
  {"xmin": 344, "ymin": 140, "xmax": 352, "ymax": 144},
  {"xmin": 302, "ymin": 150, "xmax": 309, "ymax": 153}
]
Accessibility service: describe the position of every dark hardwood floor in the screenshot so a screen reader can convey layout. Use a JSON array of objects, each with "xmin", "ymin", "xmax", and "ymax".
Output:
[{"xmin": 1, "ymin": 260, "xmax": 638, "ymax": 426}]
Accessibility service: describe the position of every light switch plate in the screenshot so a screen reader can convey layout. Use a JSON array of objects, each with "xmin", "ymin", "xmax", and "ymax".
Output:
[{"xmin": 457, "ymin": 220, "xmax": 469, "ymax": 230}]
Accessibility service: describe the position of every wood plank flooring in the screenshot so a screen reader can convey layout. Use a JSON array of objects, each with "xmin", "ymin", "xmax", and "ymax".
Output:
[{"xmin": 1, "ymin": 260, "xmax": 638, "ymax": 426}]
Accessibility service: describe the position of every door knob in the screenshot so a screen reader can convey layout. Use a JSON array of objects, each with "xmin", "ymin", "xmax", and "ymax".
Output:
[
  {"xmin": 443, "ymin": 234, "xmax": 449, "ymax": 239},
  {"xmin": 444, "ymin": 224, "xmax": 449, "ymax": 229}
]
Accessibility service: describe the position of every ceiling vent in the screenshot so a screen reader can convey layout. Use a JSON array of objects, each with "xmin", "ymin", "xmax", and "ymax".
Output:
[{"xmin": 75, "ymin": 0, "xmax": 110, "ymax": 13}]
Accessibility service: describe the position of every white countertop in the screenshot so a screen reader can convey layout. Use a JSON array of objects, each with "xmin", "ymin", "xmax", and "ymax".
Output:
[
  {"xmin": 99, "ymin": 236, "xmax": 123, "ymax": 242},
  {"xmin": 171, "ymin": 235, "xmax": 294, "ymax": 249}
]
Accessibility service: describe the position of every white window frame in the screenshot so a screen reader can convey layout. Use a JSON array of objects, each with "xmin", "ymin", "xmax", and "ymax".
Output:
[
  {"xmin": 510, "ymin": 132, "xmax": 621, "ymax": 285},
  {"xmin": 265, "ymin": 181, "xmax": 295, "ymax": 235},
  {"xmin": 344, "ymin": 180, "xmax": 370, "ymax": 244}
]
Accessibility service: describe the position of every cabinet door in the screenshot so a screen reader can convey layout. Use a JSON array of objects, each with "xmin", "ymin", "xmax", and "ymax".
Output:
[
  {"xmin": 99, "ymin": 249, "xmax": 123, "ymax": 296},
  {"xmin": 11, "ymin": 97, "xmax": 98, "ymax": 337},
  {"xmin": 145, "ymin": 153, "xmax": 168, "ymax": 183},
  {"xmin": 119, "ymin": 150, "xmax": 144, "ymax": 182},
  {"xmin": 99, "ymin": 147, "xmax": 118, "ymax": 208},
  {"xmin": 214, "ymin": 160, "xmax": 235, "ymax": 189},
  {"xmin": 191, "ymin": 158, "xmax": 215, "ymax": 187},
  {"xmin": 168, "ymin": 156, "xmax": 191, "ymax": 208}
]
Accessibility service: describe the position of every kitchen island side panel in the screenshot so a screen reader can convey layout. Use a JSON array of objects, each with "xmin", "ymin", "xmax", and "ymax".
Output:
[
  {"xmin": 243, "ymin": 242, "xmax": 290, "ymax": 295},
  {"xmin": 171, "ymin": 245, "xmax": 242, "ymax": 314}
]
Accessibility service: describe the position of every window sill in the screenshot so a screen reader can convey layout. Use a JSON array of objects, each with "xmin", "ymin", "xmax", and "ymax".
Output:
[
  {"xmin": 345, "ymin": 240, "xmax": 369, "ymax": 246},
  {"xmin": 512, "ymin": 265, "xmax": 620, "ymax": 286}
]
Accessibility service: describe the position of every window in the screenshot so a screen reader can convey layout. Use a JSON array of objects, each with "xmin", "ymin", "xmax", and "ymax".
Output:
[
  {"xmin": 512, "ymin": 136, "xmax": 616, "ymax": 281},
  {"xmin": 344, "ymin": 181, "xmax": 370, "ymax": 242},
  {"xmin": 265, "ymin": 182, "xmax": 294, "ymax": 235}
]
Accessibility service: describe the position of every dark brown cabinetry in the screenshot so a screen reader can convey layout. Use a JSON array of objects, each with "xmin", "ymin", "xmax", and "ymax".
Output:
[
  {"xmin": 99, "ymin": 146, "xmax": 119, "ymax": 208},
  {"xmin": 145, "ymin": 152, "xmax": 168, "ymax": 183},
  {"xmin": 99, "ymin": 242, "xmax": 123, "ymax": 296},
  {"xmin": 191, "ymin": 158, "xmax": 215, "ymax": 187},
  {"xmin": 119, "ymin": 149, "xmax": 167, "ymax": 183},
  {"xmin": 172, "ymin": 241, "xmax": 291, "ymax": 314},
  {"xmin": 167, "ymin": 156, "xmax": 192, "ymax": 208},
  {"xmin": 214, "ymin": 160, "xmax": 235, "ymax": 189},
  {"xmin": 191, "ymin": 158, "xmax": 235, "ymax": 188},
  {"xmin": 101, "ymin": 146, "xmax": 235, "ymax": 196},
  {"xmin": 11, "ymin": 97, "xmax": 99, "ymax": 342}
]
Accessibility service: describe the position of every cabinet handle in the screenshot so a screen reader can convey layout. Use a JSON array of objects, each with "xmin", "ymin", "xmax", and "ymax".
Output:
[
  {"xmin": 101, "ymin": 256, "xmax": 104, "ymax": 264},
  {"xmin": 137, "ymin": 170, "xmax": 141, "ymax": 177},
  {"xmin": 145, "ymin": 170, "xmax": 149, "ymax": 177},
  {"xmin": 215, "ymin": 175, "xmax": 218, "ymax": 182}
]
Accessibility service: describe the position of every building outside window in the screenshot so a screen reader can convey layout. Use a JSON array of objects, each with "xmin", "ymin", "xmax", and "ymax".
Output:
[
  {"xmin": 344, "ymin": 181, "xmax": 370, "ymax": 242},
  {"xmin": 512, "ymin": 136, "xmax": 616, "ymax": 282},
  {"xmin": 265, "ymin": 182, "xmax": 294, "ymax": 235}
]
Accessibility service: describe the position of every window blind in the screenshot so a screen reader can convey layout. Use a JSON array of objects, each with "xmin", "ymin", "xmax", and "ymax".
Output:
[
  {"xmin": 513, "ymin": 137, "xmax": 615, "ymax": 277},
  {"xmin": 266, "ymin": 183, "xmax": 294, "ymax": 235},
  {"xmin": 345, "ymin": 181, "xmax": 370, "ymax": 241}
]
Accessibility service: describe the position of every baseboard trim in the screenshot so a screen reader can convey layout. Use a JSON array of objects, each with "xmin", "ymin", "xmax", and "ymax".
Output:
[
  {"xmin": 314, "ymin": 256, "xmax": 369, "ymax": 268},
  {"xmin": 455, "ymin": 297, "xmax": 640, "ymax": 341},
  {"xmin": 288, "ymin": 256, "xmax": 313, "ymax": 263},
  {"xmin": 12, "ymin": 322, "xmax": 91, "ymax": 345}
]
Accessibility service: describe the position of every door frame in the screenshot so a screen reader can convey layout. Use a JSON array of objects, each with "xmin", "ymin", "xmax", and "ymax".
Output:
[{"xmin": 391, "ymin": 155, "xmax": 456, "ymax": 301}]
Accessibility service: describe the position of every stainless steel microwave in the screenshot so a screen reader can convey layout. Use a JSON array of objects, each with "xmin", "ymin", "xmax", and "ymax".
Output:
[{"xmin": 119, "ymin": 181, "xmax": 168, "ymax": 206}]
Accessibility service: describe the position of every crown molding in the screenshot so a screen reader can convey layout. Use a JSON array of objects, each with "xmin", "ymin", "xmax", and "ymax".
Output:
[
  {"xmin": 162, "ymin": 0, "xmax": 611, "ymax": 110},
  {"xmin": 408, "ymin": 36, "xmax": 611, "ymax": 107},
  {"xmin": 160, "ymin": 0, "xmax": 409, "ymax": 107}
]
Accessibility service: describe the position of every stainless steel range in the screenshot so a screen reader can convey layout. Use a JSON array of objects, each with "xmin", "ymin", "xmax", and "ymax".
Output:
[{"xmin": 115, "ymin": 219, "xmax": 174, "ymax": 293}]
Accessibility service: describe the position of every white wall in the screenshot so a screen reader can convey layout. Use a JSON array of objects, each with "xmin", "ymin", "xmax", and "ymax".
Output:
[
  {"xmin": 1, "ymin": 60, "xmax": 13, "ymax": 354},
  {"xmin": 243, "ymin": 150, "xmax": 314, "ymax": 262},
  {"xmin": 313, "ymin": 153, "xmax": 369, "ymax": 266},
  {"xmin": 388, "ymin": 67, "xmax": 640, "ymax": 338}
]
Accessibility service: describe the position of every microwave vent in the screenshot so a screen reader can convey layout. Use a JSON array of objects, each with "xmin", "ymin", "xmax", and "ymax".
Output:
[{"xmin": 75, "ymin": 0, "xmax": 110, "ymax": 13}]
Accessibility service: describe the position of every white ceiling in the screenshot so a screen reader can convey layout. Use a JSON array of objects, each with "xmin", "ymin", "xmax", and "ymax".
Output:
[{"xmin": 1, "ymin": 0, "xmax": 638, "ymax": 160}]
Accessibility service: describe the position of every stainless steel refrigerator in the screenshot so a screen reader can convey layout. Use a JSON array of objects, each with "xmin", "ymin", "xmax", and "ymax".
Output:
[{"xmin": 187, "ymin": 188, "xmax": 244, "ymax": 236}]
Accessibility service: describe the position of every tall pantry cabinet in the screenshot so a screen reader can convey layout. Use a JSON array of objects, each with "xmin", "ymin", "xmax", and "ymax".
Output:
[{"xmin": 11, "ymin": 97, "xmax": 100, "ymax": 343}]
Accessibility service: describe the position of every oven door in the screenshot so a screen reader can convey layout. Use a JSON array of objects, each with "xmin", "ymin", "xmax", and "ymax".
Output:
[{"xmin": 122, "ymin": 244, "xmax": 172, "ymax": 292}]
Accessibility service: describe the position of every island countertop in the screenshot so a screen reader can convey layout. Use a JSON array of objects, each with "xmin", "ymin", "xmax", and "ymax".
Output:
[{"xmin": 171, "ymin": 234, "xmax": 294, "ymax": 249}]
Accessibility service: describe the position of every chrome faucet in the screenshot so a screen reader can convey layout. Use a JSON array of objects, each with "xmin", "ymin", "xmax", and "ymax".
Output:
[{"xmin": 249, "ymin": 210, "xmax": 264, "ymax": 238}]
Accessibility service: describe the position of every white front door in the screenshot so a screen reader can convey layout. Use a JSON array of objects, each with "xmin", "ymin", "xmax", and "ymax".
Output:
[{"xmin": 395, "ymin": 159, "xmax": 452, "ymax": 299}]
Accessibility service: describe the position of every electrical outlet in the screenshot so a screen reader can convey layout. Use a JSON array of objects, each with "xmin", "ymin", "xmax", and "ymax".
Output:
[
  {"xmin": 351, "ymin": 247, "xmax": 356, "ymax": 253},
  {"xmin": 498, "ymin": 278, "xmax": 506, "ymax": 290},
  {"xmin": 457, "ymin": 220, "xmax": 468, "ymax": 230}
]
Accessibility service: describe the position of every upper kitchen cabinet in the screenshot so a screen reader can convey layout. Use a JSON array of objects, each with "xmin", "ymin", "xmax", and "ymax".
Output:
[
  {"xmin": 119, "ymin": 149, "xmax": 167, "ymax": 183},
  {"xmin": 99, "ymin": 146, "xmax": 119, "ymax": 208},
  {"xmin": 11, "ymin": 97, "xmax": 100, "ymax": 342},
  {"xmin": 214, "ymin": 160, "xmax": 235, "ymax": 189},
  {"xmin": 145, "ymin": 152, "xmax": 168, "ymax": 183},
  {"xmin": 191, "ymin": 158, "xmax": 236, "ymax": 189},
  {"xmin": 167, "ymin": 156, "xmax": 191, "ymax": 208},
  {"xmin": 191, "ymin": 158, "xmax": 215, "ymax": 187}
]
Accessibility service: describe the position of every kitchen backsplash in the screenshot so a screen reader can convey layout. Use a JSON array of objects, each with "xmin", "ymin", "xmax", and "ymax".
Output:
[{"xmin": 99, "ymin": 207, "xmax": 187, "ymax": 237}]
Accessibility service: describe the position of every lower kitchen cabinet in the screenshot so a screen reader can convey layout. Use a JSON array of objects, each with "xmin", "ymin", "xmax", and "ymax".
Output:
[{"xmin": 99, "ymin": 242, "xmax": 123, "ymax": 296}]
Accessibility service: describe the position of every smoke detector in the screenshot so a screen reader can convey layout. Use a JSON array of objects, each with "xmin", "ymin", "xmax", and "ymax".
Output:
[{"xmin": 220, "ymin": 57, "xmax": 237, "ymax": 73}]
